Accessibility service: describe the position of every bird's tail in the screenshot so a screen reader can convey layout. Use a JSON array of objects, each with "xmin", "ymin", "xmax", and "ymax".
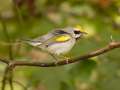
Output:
[{"xmin": 20, "ymin": 38, "xmax": 42, "ymax": 46}]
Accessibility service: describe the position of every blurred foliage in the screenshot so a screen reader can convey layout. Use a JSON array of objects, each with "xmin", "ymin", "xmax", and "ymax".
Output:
[{"xmin": 0, "ymin": 0, "xmax": 120, "ymax": 90}]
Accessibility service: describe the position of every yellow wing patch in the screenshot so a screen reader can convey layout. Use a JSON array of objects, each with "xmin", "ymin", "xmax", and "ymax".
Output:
[{"xmin": 55, "ymin": 35, "xmax": 71, "ymax": 42}]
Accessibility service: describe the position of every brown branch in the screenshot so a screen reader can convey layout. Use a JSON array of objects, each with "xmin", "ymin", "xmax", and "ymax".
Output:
[
  {"xmin": 8, "ymin": 41, "xmax": 120, "ymax": 68},
  {"xmin": 8, "ymin": 68, "xmax": 14, "ymax": 90},
  {"xmin": 0, "ymin": 13, "xmax": 14, "ymax": 90},
  {"xmin": 0, "ymin": 41, "xmax": 120, "ymax": 90},
  {"xmin": 1, "ymin": 66, "xmax": 14, "ymax": 90},
  {"xmin": 0, "ymin": 58, "xmax": 9, "ymax": 64},
  {"xmin": 0, "ymin": 14, "xmax": 14, "ymax": 60},
  {"xmin": 13, "ymin": 80, "xmax": 27, "ymax": 90},
  {"xmin": 0, "ymin": 41, "xmax": 120, "ymax": 68},
  {"xmin": 1, "ymin": 66, "xmax": 10, "ymax": 90},
  {"xmin": 1, "ymin": 75, "xmax": 7, "ymax": 90}
]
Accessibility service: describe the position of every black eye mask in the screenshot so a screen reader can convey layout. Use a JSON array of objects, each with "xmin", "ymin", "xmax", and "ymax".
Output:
[{"xmin": 74, "ymin": 31, "xmax": 80, "ymax": 34}]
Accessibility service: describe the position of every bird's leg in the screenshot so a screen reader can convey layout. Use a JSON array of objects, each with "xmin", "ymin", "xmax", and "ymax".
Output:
[
  {"xmin": 59, "ymin": 54, "xmax": 71, "ymax": 64},
  {"xmin": 63, "ymin": 56, "xmax": 70, "ymax": 64}
]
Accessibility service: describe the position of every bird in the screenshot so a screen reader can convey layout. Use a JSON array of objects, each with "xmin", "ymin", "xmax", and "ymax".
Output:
[{"xmin": 24, "ymin": 25, "xmax": 87, "ymax": 61}]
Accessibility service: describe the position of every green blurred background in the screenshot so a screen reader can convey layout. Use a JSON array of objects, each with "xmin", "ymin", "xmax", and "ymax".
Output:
[{"xmin": 0, "ymin": 0, "xmax": 120, "ymax": 90}]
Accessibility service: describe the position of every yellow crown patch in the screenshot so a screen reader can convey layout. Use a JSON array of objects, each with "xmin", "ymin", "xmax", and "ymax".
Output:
[{"xmin": 74, "ymin": 25, "xmax": 84, "ymax": 32}]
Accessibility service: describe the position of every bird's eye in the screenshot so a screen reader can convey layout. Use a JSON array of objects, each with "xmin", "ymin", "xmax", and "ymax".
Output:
[{"xmin": 74, "ymin": 31, "xmax": 80, "ymax": 34}]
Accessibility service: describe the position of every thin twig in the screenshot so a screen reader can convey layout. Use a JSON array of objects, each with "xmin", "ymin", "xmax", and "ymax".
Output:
[
  {"xmin": 0, "ymin": 13, "xmax": 14, "ymax": 90},
  {"xmin": 0, "ymin": 41, "xmax": 120, "ymax": 68},
  {"xmin": 9, "ymin": 78, "xmax": 14, "ymax": 90},
  {"xmin": 0, "ymin": 41, "xmax": 120, "ymax": 90},
  {"xmin": 0, "ymin": 58, "xmax": 9, "ymax": 64},
  {"xmin": 1, "ymin": 66, "xmax": 14, "ymax": 90},
  {"xmin": 1, "ymin": 66, "xmax": 9, "ymax": 90},
  {"xmin": 8, "ymin": 69, "xmax": 14, "ymax": 90},
  {"xmin": 13, "ymin": 81, "xmax": 28, "ymax": 90},
  {"xmin": 12, "ymin": 0, "xmax": 24, "ymax": 26},
  {"xmin": 0, "ymin": 14, "xmax": 14, "ymax": 60},
  {"xmin": 1, "ymin": 74, "xmax": 6, "ymax": 90},
  {"xmin": 12, "ymin": 0, "xmax": 25, "ymax": 57},
  {"xmin": 0, "ymin": 80, "xmax": 27, "ymax": 90}
]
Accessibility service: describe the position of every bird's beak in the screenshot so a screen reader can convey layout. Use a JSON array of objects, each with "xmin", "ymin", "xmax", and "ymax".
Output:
[{"xmin": 81, "ymin": 31, "xmax": 88, "ymax": 35}]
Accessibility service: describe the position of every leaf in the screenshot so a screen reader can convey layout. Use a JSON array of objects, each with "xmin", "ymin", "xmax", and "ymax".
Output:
[{"xmin": 69, "ymin": 59, "xmax": 97, "ymax": 81}]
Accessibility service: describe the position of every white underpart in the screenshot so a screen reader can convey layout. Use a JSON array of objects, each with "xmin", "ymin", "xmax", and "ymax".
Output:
[{"xmin": 47, "ymin": 38, "xmax": 76, "ymax": 55}]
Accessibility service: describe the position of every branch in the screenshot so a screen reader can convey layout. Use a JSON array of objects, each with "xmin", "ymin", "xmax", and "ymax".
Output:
[
  {"xmin": 0, "ymin": 58, "xmax": 9, "ymax": 64},
  {"xmin": 9, "ymin": 41, "xmax": 120, "ymax": 67},
  {"xmin": 0, "ymin": 41, "xmax": 120, "ymax": 90},
  {"xmin": 8, "ymin": 68, "xmax": 14, "ymax": 90},
  {"xmin": 13, "ymin": 81, "xmax": 27, "ymax": 90},
  {"xmin": 1, "ymin": 66, "xmax": 9, "ymax": 90},
  {"xmin": 0, "ymin": 14, "xmax": 14, "ymax": 60}
]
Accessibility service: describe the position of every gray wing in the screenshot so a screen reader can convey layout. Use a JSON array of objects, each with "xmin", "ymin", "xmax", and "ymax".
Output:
[
  {"xmin": 32, "ymin": 29, "xmax": 69, "ymax": 43},
  {"xmin": 24, "ymin": 29, "xmax": 69, "ymax": 47}
]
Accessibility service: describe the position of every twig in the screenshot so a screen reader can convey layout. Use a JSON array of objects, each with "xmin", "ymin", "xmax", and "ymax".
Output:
[
  {"xmin": 1, "ymin": 66, "xmax": 9, "ymax": 90},
  {"xmin": 1, "ymin": 66, "xmax": 14, "ymax": 90},
  {"xmin": 0, "ymin": 58, "xmax": 9, "ymax": 64},
  {"xmin": 0, "ymin": 41, "xmax": 120, "ymax": 90},
  {"xmin": 0, "ymin": 41, "xmax": 120, "ymax": 68},
  {"xmin": 0, "ymin": 14, "xmax": 14, "ymax": 60},
  {"xmin": 1, "ymin": 74, "xmax": 6, "ymax": 90},
  {"xmin": 0, "ymin": 13, "xmax": 14, "ymax": 90},
  {"xmin": 12, "ymin": 0, "xmax": 25, "ymax": 57},
  {"xmin": 8, "ymin": 41, "xmax": 120, "ymax": 67},
  {"xmin": 8, "ymin": 69, "xmax": 14, "ymax": 90},
  {"xmin": 0, "ymin": 80, "xmax": 27, "ymax": 90},
  {"xmin": 12, "ymin": 0, "xmax": 24, "ymax": 26},
  {"xmin": 13, "ymin": 81, "xmax": 28, "ymax": 90}
]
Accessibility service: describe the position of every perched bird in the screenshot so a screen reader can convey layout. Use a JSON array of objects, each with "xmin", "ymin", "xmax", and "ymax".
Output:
[{"xmin": 25, "ymin": 25, "xmax": 87, "ymax": 61}]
